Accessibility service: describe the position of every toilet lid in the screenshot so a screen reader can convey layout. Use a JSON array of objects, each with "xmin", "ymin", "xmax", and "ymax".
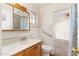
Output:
[{"xmin": 42, "ymin": 44, "xmax": 52, "ymax": 52}]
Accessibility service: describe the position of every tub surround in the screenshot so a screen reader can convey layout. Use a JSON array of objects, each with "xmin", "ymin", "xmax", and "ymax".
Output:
[
  {"xmin": 2, "ymin": 39, "xmax": 42, "ymax": 56},
  {"xmin": 54, "ymin": 39, "xmax": 69, "ymax": 56}
]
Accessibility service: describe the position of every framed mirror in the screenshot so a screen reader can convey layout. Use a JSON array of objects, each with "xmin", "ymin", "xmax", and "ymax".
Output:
[{"xmin": 2, "ymin": 3, "xmax": 30, "ymax": 31}]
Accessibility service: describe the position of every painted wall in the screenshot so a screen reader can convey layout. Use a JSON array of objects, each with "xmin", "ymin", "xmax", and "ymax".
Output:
[{"xmin": 39, "ymin": 3, "xmax": 72, "ymax": 55}]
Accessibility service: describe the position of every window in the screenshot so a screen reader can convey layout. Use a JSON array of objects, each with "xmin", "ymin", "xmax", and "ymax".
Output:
[{"xmin": 29, "ymin": 10, "xmax": 36, "ymax": 24}]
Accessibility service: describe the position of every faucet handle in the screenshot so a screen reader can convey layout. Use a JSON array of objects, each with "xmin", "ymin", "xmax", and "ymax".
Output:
[{"xmin": 24, "ymin": 37, "xmax": 27, "ymax": 39}]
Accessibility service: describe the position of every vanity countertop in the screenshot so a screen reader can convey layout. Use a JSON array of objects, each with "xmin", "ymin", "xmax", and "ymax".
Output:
[{"xmin": 2, "ymin": 39, "xmax": 42, "ymax": 56}]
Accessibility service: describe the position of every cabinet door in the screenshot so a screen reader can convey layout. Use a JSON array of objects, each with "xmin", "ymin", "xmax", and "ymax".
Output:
[
  {"xmin": 2, "ymin": 4, "xmax": 13, "ymax": 30},
  {"xmin": 15, "ymin": 51, "xmax": 24, "ymax": 56},
  {"xmin": 30, "ymin": 46, "xmax": 41, "ymax": 56},
  {"xmin": 24, "ymin": 43, "xmax": 41, "ymax": 56}
]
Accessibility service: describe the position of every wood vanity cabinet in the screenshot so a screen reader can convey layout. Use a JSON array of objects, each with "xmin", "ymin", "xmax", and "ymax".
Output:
[
  {"xmin": 24, "ymin": 42, "xmax": 41, "ymax": 56},
  {"xmin": 14, "ymin": 42, "xmax": 41, "ymax": 56},
  {"xmin": 15, "ymin": 51, "xmax": 24, "ymax": 56}
]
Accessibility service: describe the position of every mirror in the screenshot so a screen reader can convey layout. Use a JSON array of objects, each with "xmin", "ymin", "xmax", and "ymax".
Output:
[
  {"xmin": 2, "ymin": 4, "xmax": 30, "ymax": 31},
  {"xmin": 13, "ymin": 8, "xmax": 30, "ymax": 30}
]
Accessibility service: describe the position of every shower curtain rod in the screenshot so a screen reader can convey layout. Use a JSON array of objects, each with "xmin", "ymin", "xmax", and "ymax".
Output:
[{"xmin": 53, "ymin": 8, "xmax": 70, "ymax": 13}]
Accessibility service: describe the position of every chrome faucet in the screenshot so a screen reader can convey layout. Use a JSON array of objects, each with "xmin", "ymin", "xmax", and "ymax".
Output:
[
  {"xmin": 21, "ymin": 37, "xmax": 27, "ymax": 41},
  {"xmin": 20, "ymin": 37, "xmax": 27, "ymax": 44}
]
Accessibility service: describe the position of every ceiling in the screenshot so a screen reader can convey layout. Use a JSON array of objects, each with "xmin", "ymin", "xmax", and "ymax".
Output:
[{"xmin": 30, "ymin": 3, "xmax": 52, "ymax": 8}]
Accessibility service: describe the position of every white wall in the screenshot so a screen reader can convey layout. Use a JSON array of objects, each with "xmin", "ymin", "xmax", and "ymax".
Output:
[{"xmin": 2, "ymin": 3, "xmax": 40, "ymax": 45}]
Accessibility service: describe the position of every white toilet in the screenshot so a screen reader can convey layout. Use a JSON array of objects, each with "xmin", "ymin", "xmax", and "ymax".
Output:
[{"xmin": 41, "ymin": 44, "xmax": 53, "ymax": 56}]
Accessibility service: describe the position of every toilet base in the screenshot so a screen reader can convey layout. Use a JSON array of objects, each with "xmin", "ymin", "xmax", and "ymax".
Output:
[
  {"xmin": 43, "ymin": 53, "xmax": 55, "ymax": 56},
  {"xmin": 42, "ymin": 51, "xmax": 55, "ymax": 56},
  {"xmin": 43, "ymin": 53, "xmax": 50, "ymax": 56}
]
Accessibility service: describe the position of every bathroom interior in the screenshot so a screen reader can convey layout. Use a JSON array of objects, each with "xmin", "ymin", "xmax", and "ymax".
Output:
[{"xmin": 0, "ymin": 3, "xmax": 78, "ymax": 56}]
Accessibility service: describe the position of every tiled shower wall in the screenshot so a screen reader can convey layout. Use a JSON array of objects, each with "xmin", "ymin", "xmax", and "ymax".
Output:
[{"xmin": 54, "ymin": 39, "xmax": 69, "ymax": 56}]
